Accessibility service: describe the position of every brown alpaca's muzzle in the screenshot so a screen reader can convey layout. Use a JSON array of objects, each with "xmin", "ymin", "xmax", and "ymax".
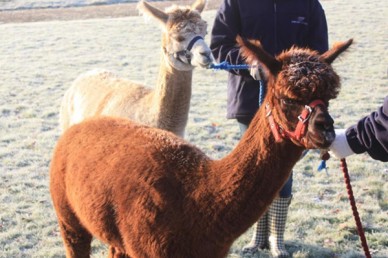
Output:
[
  {"xmin": 266, "ymin": 99, "xmax": 335, "ymax": 149},
  {"xmin": 303, "ymin": 104, "xmax": 335, "ymax": 149}
]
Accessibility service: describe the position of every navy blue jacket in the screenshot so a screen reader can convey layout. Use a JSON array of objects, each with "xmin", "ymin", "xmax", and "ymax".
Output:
[
  {"xmin": 210, "ymin": 0, "xmax": 328, "ymax": 121},
  {"xmin": 346, "ymin": 96, "xmax": 388, "ymax": 162}
]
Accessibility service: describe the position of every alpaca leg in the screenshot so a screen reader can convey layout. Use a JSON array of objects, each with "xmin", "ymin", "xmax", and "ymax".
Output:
[
  {"xmin": 57, "ymin": 218, "xmax": 92, "ymax": 258},
  {"xmin": 53, "ymin": 198, "xmax": 92, "ymax": 258},
  {"xmin": 108, "ymin": 246, "xmax": 130, "ymax": 258},
  {"xmin": 242, "ymin": 212, "xmax": 269, "ymax": 254},
  {"xmin": 268, "ymin": 197, "xmax": 292, "ymax": 258}
]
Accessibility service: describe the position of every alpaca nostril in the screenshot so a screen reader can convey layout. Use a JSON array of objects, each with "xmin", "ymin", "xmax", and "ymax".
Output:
[
  {"xmin": 318, "ymin": 120, "xmax": 333, "ymax": 131},
  {"xmin": 326, "ymin": 115, "xmax": 334, "ymax": 130},
  {"xmin": 324, "ymin": 121, "xmax": 334, "ymax": 131},
  {"xmin": 199, "ymin": 51, "xmax": 213, "ymax": 65},
  {"xmin": 314, "ymin": 113, "xmax": 334, "ymax": 131},
  {"xmin": 200, "ymin": 51, "xmax": 211, "ymax": 57}
]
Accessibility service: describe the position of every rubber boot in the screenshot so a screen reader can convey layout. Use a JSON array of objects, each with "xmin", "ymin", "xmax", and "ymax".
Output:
[
  {"xmin": 242, "ymin": 212, "xmax": 269, "ymax": 254},
  {"xmin": 268, "ymin": 196, "xmax": 292, "ymax": 258}
]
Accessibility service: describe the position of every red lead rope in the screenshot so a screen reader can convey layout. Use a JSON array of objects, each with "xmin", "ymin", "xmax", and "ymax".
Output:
[
  {"xmin": 340, "ymin": 158, "xmax": 371, "ymax": 258},
  {"xmin": 268, "ymin": 101, "xmax": 372, "ymax": 256}
]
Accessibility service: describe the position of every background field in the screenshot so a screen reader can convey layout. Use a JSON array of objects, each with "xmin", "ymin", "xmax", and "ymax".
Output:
[
  {"xmin": 0, "ymin": 0, "xmax": 136, "ymax": 11},
  {"xmin": 0, "ymin": 0, "xmax": 387, "ymax": 257}
]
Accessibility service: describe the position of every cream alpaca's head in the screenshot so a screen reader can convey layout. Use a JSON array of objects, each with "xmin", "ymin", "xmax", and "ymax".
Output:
[{"xmin": 138, "ymin": 0, "xmax": 213, "ymax": 71}]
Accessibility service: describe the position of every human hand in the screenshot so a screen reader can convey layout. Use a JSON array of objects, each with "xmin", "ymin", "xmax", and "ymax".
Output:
[
  {"xmin": 249, "ymin": 61, "xmax": 263, "ymax": 80},
  {"xmin": 329, "ymin": 129, "xmax": 355, "ymax": 159}
]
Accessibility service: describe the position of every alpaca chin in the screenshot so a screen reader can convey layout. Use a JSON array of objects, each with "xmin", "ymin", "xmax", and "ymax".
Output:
[
  {"xmin": 167, "ymin": 55, "xmax": 194, "ymax": 71},
  {"xmin": 306, "ymin": 130, "xmax": 336, "ymax": 149}
]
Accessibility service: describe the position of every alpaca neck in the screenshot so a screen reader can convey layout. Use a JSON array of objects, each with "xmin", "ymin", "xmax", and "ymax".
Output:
[
  {"xmin": 207, "ymin": 103, "xmax": 303, "ymax": 240},
  {"xmin": 152, "ymin": 54, "xmax": 193, "ymax": 137}
]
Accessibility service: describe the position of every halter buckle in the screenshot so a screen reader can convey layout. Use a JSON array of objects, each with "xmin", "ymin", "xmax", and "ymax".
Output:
[
  {"xmin": 297, "ymin": 105, "xmax": 313, "ymax": 124},
  {"xmin": 266, "ymin": 99, "xmax": 326, "ymax": 144}
]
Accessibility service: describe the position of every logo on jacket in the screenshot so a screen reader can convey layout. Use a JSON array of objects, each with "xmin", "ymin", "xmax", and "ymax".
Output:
[{"xmin": 291, "ymin": 16, "xmax": 308, "ymax": 26}]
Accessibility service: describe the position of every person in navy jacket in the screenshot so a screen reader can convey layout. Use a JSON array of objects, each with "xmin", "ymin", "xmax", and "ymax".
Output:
[
  {"xmin": 210, "ymin": 0, "xmax": 329, "ymax": 257},
  {"xmin": 330, "ymin": 96, "xmax": 388, "ymax": 162}
]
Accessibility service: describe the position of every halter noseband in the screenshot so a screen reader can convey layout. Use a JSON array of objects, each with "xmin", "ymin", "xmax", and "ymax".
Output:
[
  {"xmin": 173, "ymin": 36, "xmax": 203, "ymax": 65},
  {"xmin": 265, "ymin": 99, "xmax": 326, "ymax": 143}
]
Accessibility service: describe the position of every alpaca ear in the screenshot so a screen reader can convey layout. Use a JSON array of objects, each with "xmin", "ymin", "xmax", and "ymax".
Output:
[
  {"xmin": 320, "ymin": 39, "xmax": 353, "ymax": 64},
  {"xmin": 236, "ymin": 35, "xmax": 282, "ymax": 76},
  {"xmin": 137, "ymin": 0, "xmax": 169, "ymax": 26},
  {"xmin": 191, "ymin": 0, "xmax": 207, "ymax": 13}
]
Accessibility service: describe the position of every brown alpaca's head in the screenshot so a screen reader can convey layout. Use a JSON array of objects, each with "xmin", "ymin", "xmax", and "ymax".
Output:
[
  {"xmin": 137, "ymin": 0, "xmax": 213, "ymax": 71},
  {"xmin": 237, "ymin": 36, "xmax": 353, "ymax": 149}
]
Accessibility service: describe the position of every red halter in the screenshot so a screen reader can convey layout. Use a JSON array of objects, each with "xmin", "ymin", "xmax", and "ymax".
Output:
[{"xmin": 265, "ymin": 99, "xmax": 326, "ymax": 143}]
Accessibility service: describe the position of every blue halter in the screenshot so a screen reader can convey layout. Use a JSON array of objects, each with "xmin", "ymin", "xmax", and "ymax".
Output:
[{"xmin": 174, "ymin": 36, "xmax": 204, "ymax": 65}]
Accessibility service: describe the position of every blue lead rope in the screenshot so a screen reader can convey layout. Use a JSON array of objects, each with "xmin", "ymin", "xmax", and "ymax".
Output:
[
  {"xmin": 209, "ymin": 61, "xmax": 265, "ymax": 106},
  {"xmin": 258, "ymin": 80, "xmax": 265, "ymax": 106},
  {"xmin": 318, "ymin": 151, "xmax": 330, "ymax": 175},
  {"xmin": 317, "ymin": 160, "xmax": 327, "ymax": 172},
  {"xmin": 208, "ymin": 61, "xmax": 252, "ymax": 70}
]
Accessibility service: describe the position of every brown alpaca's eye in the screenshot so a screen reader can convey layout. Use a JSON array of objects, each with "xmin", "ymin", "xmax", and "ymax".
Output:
[{"xmin": 281, "ymin": 98, "xmax": 299, "ymax": 106}]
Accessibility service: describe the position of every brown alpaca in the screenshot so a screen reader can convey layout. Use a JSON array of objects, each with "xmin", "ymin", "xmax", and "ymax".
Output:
[
  {"xmin": 59, "ymin": 0, "xmax": 212, "ymax": 137},
  {"xmin": 50, "ymin": 37, "xmax": 353, "ymax": 258}
]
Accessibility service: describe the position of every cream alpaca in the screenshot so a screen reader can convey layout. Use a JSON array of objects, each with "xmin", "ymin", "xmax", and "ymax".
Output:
[{"xmin": 59, "ymin": 0, "xmax": 212, "ymax": 137}]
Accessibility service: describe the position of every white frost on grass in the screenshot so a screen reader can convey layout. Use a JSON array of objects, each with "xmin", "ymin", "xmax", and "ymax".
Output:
[
  {"xmin": 0, "ymin": 0, "xmax": 136, "ymax": 11},
  {"xmin": 0, "ymin": 1, "xmax": 387, "ymax": 257}
]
